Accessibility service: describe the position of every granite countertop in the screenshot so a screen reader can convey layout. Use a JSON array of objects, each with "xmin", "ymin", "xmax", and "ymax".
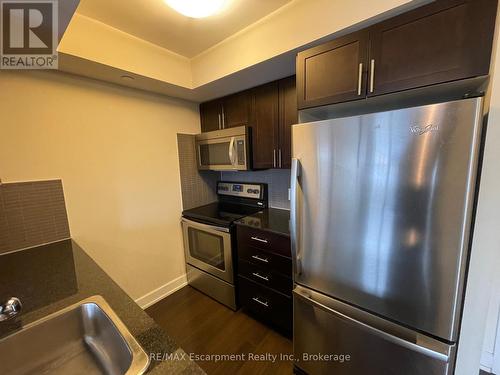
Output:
[
  {"xmin": 0, "ymin": 239, "xmax": 204, "ymax": 374},
  {"xmin": 235, "ymin": 208, "xmax": 290, "ymax": 236}
]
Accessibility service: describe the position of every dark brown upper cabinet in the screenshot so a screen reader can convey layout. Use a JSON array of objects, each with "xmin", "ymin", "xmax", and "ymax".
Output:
[
  {"xmin": 200, "ymin": 99, "xmax": 222, "ymax": 132},
  {"xmin": 296, "ymin": 0, "xmax": 497, "ymax": 109},
  {"xmin": 252, "ymin": 81, "xmax": 280, "ymax": 170},
  {"xmin": 222, "ymin": 91, "xmax": 252, "ymax": 129},
  {"xmin": 200, "ymin": 92, "xmax": 252, "ymax": 132},
  {"xmin": 368, "ymin": 0, "xmax": 497, "ymax": 97},
  {"xmin": 251, "ymin": 77, "xmax": 297, "ymax": 170},
  {"xmin": 278, "ymin": 76, "xmax": 297, "ymax": 169},
  {"xmin": 297, "ymin": 30, "xmax": 369, "ymax": 109},
  {"xmin": 199, "ymin": 76, "xmax": 297, "ymax": 170}
]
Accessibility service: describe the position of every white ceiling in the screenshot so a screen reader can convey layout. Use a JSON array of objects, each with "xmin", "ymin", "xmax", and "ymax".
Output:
[{"xmin": 76, "ymin": 0, "xmax": 292, "ymax": 58}]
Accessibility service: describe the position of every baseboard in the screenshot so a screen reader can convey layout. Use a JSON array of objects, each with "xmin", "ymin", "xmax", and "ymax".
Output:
[{"xmin": 135, "ymin": 274, "xmax": 187, "ymax": 309}]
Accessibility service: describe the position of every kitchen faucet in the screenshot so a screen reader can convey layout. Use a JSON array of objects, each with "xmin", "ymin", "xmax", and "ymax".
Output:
[{"xmin": 0, "ymin": 297, "xmax": 22, "ymax": 322}]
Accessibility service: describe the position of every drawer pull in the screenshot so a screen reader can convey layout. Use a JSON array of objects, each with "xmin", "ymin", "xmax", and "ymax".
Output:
[
  {"xmin": 251, "ymin": 255, "xmax": 269, "ymax": 263},
  {"xmin": 251, "ymin": 236, "xmax": 268, "ymax": 244},
  {"xmin": 252, "ymin": 297, "xmax": 269, "ymax": 307},
  {"xmin": 252, "ymin": 272, "xmax": 269, "ymax": 281}
]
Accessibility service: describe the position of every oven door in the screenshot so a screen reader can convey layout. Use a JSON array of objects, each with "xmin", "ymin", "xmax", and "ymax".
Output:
[
  {"xmin": 196, "ymin": 135, "xmax": 248, "ymax": 171},
  {"xmin": 182, "ymin": 218, "xmax": 234, "ymax": 283}
]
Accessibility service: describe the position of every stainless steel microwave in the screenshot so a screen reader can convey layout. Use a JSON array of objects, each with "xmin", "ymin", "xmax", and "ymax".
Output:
[{"xmin": 195, "ymin": 126, "xmax": 251, "ymax": 171}]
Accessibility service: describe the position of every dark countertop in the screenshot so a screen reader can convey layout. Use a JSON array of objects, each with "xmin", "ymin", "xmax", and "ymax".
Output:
[
  {"xmin": 0, "ymin": 239, "xmax": 204, "ymax": 374},
  {"xmin": 235, "ymin": 208, "xmax": 290, "ymax": 236}
]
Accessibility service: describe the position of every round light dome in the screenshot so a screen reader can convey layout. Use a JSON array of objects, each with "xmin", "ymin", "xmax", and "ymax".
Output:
[{"xmin": 165, "ymin": 0, "xmax": 228, "ymax": 19}]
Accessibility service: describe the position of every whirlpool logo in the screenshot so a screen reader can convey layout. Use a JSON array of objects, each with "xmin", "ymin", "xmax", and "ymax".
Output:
[
  {"xmin": 1, "ymin": 0, "xmax": 58, "ymax": 69},
  {"xmin": 410, "ymin": 124, "xmax": 439, "ymax": 135}
]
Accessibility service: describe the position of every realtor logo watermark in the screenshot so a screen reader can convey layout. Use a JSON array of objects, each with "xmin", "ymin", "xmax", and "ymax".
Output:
[{"xmin": 1, "ymin": 0, "xmax": 58, "ymax": 69}]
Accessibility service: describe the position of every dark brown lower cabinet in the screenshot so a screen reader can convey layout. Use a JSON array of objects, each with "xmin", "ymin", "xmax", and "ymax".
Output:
[
  {"xmin": 239, "ymin": 259, "xmax": 293, "ymax": 295},
  {"xmin": 237, "ymin": 225, "xmax": 293, "ymax": 334},
  {"xmin": 238, "ymin": 276, "xmax": 292, "ymax": 334}
]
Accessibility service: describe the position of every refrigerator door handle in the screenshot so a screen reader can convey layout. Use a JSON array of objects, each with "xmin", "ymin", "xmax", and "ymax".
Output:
[
  {"xmin": 290, "ymin": 158, "xmax": 302, "ymax": 276},
  {"xmin": 293, "ymin": 287, "xmax": 450, "ymax": 363}
]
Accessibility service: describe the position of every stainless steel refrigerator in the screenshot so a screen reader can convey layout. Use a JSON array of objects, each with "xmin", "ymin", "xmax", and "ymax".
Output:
[{"xmin": 291, "ymin": 97, "xmax": 484, "ymax": 375}]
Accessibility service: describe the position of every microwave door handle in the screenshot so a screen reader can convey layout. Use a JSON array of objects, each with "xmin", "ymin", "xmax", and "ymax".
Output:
[{"xmin": 229, "ymin": 137, "xmax": 236, "ymax": 166}]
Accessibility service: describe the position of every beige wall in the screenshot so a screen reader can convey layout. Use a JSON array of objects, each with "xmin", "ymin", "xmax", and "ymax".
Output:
[{"xmin": 0, "ymin": 70, "xmax": 200, "ymax": 301}]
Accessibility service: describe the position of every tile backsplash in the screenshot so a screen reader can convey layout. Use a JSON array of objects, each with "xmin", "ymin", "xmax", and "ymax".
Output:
[
  {"xmin": 0, "ymin": 180, "xmax": 70, "ymax": 254},
  {"xmin": 177, "ymin": 134, "xmax": 219, "ymax": 210},
  {"xmin": 176, "ymin": 133, "xmax": 291, "ymax": 210},
  {"xmin": 221, "ymin": 169, "xmax": 291, "ymax": 210}
]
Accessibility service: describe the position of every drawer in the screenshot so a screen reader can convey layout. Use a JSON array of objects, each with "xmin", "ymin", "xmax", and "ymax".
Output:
[
  {"xmin": 238, "ymin": 243, "xmax": 292, "ymax": 277},
  {"xmin": 238, "ymin": 276, "xmax": 292, "ymax": 333},
  {"xmin": 237, "ymin": 225, "xmax": 291, "ymax": 257},
  {"xmin": 238, "ymin": 259, "xmax": 292, "ymax": 296}
]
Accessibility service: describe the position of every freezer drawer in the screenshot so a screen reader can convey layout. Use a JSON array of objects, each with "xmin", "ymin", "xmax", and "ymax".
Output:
[{"xmin": 293, "ymin": 285, "xmax": 455, "ymax": 375}]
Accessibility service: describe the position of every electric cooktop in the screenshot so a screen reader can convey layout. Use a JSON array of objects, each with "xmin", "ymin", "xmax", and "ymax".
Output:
[{"xmin": 182, "ymin": 181, "xmax": 268, "ymax": 227}]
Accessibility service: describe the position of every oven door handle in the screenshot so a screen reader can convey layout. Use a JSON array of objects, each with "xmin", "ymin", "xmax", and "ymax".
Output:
[{"xmin": 181, "ymin": 218, "xmax": 230, "ymax": 233}]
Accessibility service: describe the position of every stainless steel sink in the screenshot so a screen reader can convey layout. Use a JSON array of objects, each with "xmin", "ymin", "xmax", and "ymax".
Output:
[{"xmin": 0, "ymin": 296, "xmax": 150, "ymax": 375}]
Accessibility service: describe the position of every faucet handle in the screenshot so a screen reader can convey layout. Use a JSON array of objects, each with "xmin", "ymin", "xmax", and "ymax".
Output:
[{"xmin": 0, "ymin": 297, "xmax": 22, "ymax": 322}]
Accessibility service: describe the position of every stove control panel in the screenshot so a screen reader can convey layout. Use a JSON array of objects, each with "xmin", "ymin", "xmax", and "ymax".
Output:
[{"xmin": 217, "ymin": 182, "xmax": 264, "ymax": 200}]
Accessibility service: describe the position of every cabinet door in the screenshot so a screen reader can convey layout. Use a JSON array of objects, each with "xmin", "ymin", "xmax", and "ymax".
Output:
[
  {"xmin": 368, "ymin": 0, "xmax": 497, "ymax": 97},
  {"xmin": 297, "ymin": 30, "xmax": 369, "ymax": 109},
  {"xmin": 252, "ymin": 82, "xmax": 279, "ymax": 169},
  {"xmin": 200, "ymin": 100, "xmax": 221, "ymax": 132},
  {"xmin": 278, "ymin": 76, "xmax": 297, "ymax": 169},
  {"xmin": 222, "ymin": 91, "xmax": 252, "ymax": 129}
]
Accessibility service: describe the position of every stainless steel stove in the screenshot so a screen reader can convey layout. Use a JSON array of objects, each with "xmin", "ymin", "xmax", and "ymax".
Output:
[{"xmin": 181, "ymin": 181, "xmax": 267, "ymax": 310}]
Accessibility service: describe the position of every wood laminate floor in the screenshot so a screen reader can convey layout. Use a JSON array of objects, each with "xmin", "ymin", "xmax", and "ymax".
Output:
[{"xmin": 146, "ymin": 286, "xmax": 293, "ymax": 375}]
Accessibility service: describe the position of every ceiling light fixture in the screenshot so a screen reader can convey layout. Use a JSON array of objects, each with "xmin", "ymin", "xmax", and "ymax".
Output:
[{"xmin": 164, "ymin": 0, "xmax": 228, "ymax": 19}]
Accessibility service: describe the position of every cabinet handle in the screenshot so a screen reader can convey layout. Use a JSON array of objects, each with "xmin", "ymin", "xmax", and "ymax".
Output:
[
  {"xmin": 252, "ymin": 297, "xmax": 269, "ymax": 307},
  {"xmin": 370, "ymin": 59, "xmax": 375, "ymax": 93},
  {"xmin": 357, "ymin": 62, "xmax": 363, "ymax": 96},
  {"xmin": 221, "ymin": 106, "xmax": 225, "ymax": 129},
  {"xmin": 273, "ymin": 149, "xmax": 276, "ymax": 168},
  {"xmin": 218, "ymin": 113, "xmax": 221, "ymax": 130},
  {"xmin": 251, "ymin": 255, "xmax": 269, "ymax": 263},
  {"xmin": 278, "ymin": 149, "xmax": 282, "ymax": 168},
  {"xmin": 252, "ymin": 272, "xmax": 269, "ymax": 281},
  {"xmin": 251, "ymin": 236, "xmax": 268, "ymax": 244}
]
